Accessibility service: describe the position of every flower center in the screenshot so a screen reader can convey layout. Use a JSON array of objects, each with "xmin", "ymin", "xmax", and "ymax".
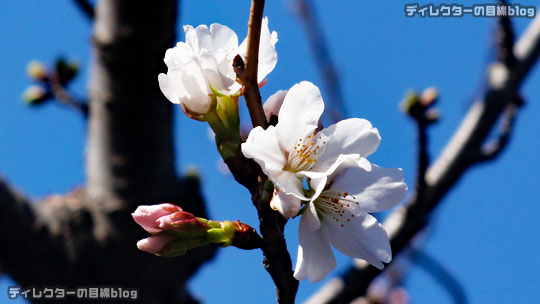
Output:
[
  {"xmin": 284, "ymin": 132, "xmax": 326, "ymax": 172},
  {"xmin": 315, "ymin": 191, "xmax": 358, "ymax": 227}
]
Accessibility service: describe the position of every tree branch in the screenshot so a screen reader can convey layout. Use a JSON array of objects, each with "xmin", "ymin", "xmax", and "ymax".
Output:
[
  {"xmin": 72, "ymin": 0, "xmax": 95, "ymax": 20},
  {"xmin": 254, "ymin": 179, "xmax": 298, "ymax": 304},
  {"xmin": 2, "ymin": 1, "xmax": 216, "ymax": 302},
  {"xmin": 87, "ymin": 0, "xmax": 179, "ymax": 204},
  {"xmin": 230, "ymin": 1, "xmax": 298, "ymax": 302},
  {"xmin": 295, "ymin": 0, "xmax": 346, "ymax": 123},
  {"xmin": 413, "ymin": 99, "xmax": 432, "ymax": 197},
  {"xmin": 307, "ymin": 13, "xmax": 540, "ymax": 304}
]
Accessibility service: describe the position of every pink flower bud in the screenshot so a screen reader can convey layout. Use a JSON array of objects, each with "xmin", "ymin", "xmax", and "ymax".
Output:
[
  {"xmin": 136, "ymin": 234, "xmax": 176, "ymax": 254},
  {"xmin": 132, "ymin": 203, "xmax": 183, "ymax": 233},
  {"xmin": 157, "ymin": 210, "xmax": 208, "ymax": 237}
]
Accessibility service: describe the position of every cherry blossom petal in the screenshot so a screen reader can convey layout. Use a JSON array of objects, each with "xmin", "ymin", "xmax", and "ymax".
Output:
[
  {"xmin": 329, "ymin": 165, "xmax": 407, "ymax": 214},
  {"xmin": 276, "ymin": 82, "xmax": 324, "ymax": 151},
  {"xmin": 178, "ymin": 61, "xmax": 214, "ymax": 113},
  {"xmin": 242, "ymin": 126, "xmax": 286, "ymax": 178},
  {"xmin": 294, "ymin": 210, "xmax": 336, "ymax": 282},
  {"xmin": 199, "ymin": 50, "xmax": 235, "ymax": 93},
  {"xmin": 301, "ymin": 154, "xmax": 369, "ymax": 202},
  {"xmin": 238, "ymin": 18, "xmax": 278, "ymax": 83},
  {"xmin": 298, "ymin": 170, "xmax": 328, "ymax": 202},
  {"xmin": 323, "ymin": 212, "xmax": 391, "ymax": 269},
  {"xmin": 158, "ymin": 70, "xmax": 185, "ymax": 105},
  {"xmin": 256, "ymin": 17, "xmax": 278, "ymax": 82},
  {"xmin": 314, "ymin": 118, "xmax": 381, "ymax": 172},
  {"xmin": 242, "ymin": 126, "xmax": 309, "ymax": 201},
  {"xmin": 325, "ymin": 155, "xmax": 372, "ymax": 183},
  {"xmin": 163, "ymin": 44, "xmax": 194, "ymax": 68},
  {"xmin": 263, "ymin": 90, "xmax": 287, "ymax": 122},
  {"xmin": 209, "ymin": 23, "xmax": 239, "ymax": 52},
  {"xmin": 270, "ymin": 190, "xmax": 302, "ymax": 218},
  {"xmin": 304, "ymin": 201, "xmax": 321, "ymax": 230},
  {"xmin": 272, "ymin": 170, "xmax": 307, "ymax": 200},
  {"xmin": 184, "ymin": 25, "xmax": 201, "ymax": 53}
]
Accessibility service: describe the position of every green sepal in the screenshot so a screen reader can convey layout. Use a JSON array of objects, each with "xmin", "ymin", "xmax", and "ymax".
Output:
[
  {"xmin": 156, "ymin": 236, "xmax": 209, "ymax": 257},
  {"xmin": 206, "ymin": 221, "xmax": 235, "ymax": 246}
]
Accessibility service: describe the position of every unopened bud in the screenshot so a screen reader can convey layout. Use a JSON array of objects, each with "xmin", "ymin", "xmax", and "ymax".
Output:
[
  {"xmin": 185, "ymin": 166, "xmax": 201, "ymax": 179},
  {"xmin": 420, "ymin": 87, "xmax": 438, "ymax": 106},
  {"xmin": 157, "ymin": 210, "xmax": 208, "ymax": 237},
  {"xmin": 55, "ymin": 57, "xmax": 79, "ymax": 85},
  {"xmin": 156, "ymin": 236, "xmax": 209, "ymax": 257},
  {"xmin": 400, "ymin": 90, "xmax": 421, "ymax": 116},
  {"xmin": 26, "ymin": 61, "xmax": 48, "ymax": 81},
  {"xmin": 425, "ymin": 108, "xmax": 440, "ymax": 123},
  {"xmin": 132, "ymin": 203, "xmax": 183, "ymax": 233},
  {"xmin": 137, "ymin": 233, "xmax": 208, "ymax": 257},
  {"xmin": 133, "ymin": 203, "xmax": 259, "ymax": 256},
  {"xmin": 22, "ymin": 85, "xmax": 50, "ymax": 105}
]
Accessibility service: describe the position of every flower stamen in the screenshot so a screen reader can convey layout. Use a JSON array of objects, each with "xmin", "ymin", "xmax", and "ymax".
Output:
[{"xmin": 284, "ymin": 132, "xmax": 327, "ymax": 172}]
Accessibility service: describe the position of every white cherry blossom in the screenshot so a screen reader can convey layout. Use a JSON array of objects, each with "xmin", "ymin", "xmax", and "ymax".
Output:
[
  {"xmin": 242, "ymin": 81, "xmax": 381, "ymax": 217},
  {"xmin": 158, "ymin": 18, "xmax": 278, "ymax": 115},
  {"xmin": 293, "ymin": 155, "xmax": 407, "ymax": 282}
]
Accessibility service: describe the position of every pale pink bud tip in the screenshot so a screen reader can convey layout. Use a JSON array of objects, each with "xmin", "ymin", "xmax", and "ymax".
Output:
[
  {"xmin": 136, "ymin": 234, "xmax": 175, "ymax": 254},
  {"xmin": 132, "ymin": 203, "xmax": 183, "ymax": 233}
]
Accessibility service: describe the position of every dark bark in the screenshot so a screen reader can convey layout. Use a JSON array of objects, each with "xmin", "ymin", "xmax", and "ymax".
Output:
[{"xmin": 1, "ymin": 1, "xmax": 215, "ymax": 303}]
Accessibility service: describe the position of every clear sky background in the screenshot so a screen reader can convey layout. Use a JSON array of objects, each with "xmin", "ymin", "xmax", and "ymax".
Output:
[{"xmin": 1, "ymin": 1, "xmax": 539, "ymax": 303}]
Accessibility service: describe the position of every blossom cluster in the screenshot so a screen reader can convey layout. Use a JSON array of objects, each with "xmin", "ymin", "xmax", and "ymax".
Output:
[{"xmin": 149, "ymin": 18, "xmax": 407, "ymax": 282}]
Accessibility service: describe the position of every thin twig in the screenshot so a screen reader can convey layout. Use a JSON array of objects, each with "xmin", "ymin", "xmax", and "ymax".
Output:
[
  {"xmin": 496, "ymin": 0, "xmax": 516, "ymax": 68},
  {"xmin": 72, "ymin": 0, "xmax": 95, "ymax": 20},
  {"xmin": 415, "ymin": 112, "xmax": 430, "ymax": 197},
  {"xmin": 50, "ymin": 77, "xmax": 89, "ymax": 117},
  {"xmin": 295, "ymin": 0, "xmax": 346, "ymax": 124},
  {"xmin": 237, "ymin": 0, "xmax": 268, "ymax": 129},
  {"xmin": 307, "ymin": 13, "xmax": 540, "ymax": 304}
]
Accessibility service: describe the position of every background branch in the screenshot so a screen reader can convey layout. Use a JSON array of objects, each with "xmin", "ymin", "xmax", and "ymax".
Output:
[
  {"xmin": 295, "ymin": 0, "xmax": 346, "ymax": 124},
  {"xmin": 72, "ymin": 0, "xmax": 95, "ymax": 20},
  {"xmin": 2, "ymin": 1, "xmax": 216, "ymax": 302},
  {"xmin": 50, "ymin": 77, "xmax": 89, "ymax": 117},
  {"xmin": 307, "ymin": 14, "xmax": 540, "ymax": 304}
]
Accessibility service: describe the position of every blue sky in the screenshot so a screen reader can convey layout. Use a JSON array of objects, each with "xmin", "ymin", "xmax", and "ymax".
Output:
[{"xmin": 1, "ymin": 1, "xmax": 539, "ymax": 303}]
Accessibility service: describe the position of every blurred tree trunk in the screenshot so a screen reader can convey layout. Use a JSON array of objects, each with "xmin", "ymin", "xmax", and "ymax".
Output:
[{"xmin": 0, "ymin": 1, "xmax": 215, "ymax": 302}]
